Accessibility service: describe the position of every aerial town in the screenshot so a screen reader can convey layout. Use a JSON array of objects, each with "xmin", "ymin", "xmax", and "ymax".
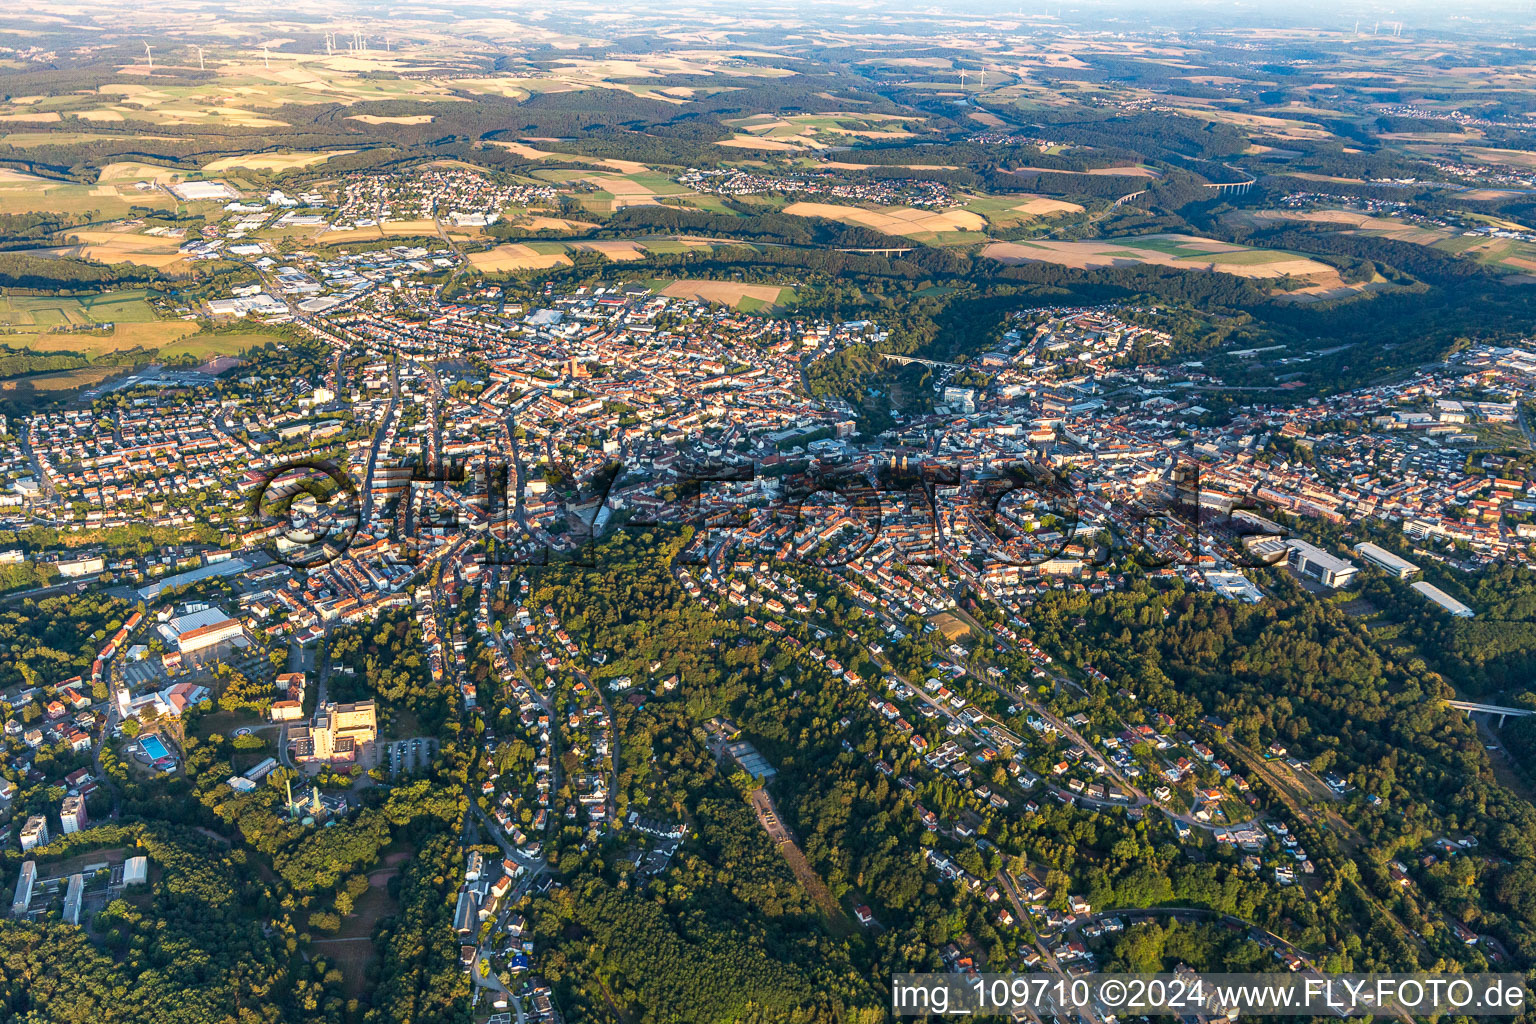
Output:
[
  {"xmin": 3, "ymin": 3, "xmax": 1536, "ymax": 1022},
  {"xmin": 3, "ymin": 163, "xmax": 1533, "ymax": 1018}
]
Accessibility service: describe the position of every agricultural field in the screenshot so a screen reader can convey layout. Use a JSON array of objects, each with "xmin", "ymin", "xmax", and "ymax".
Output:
[
  {"xmin": 0, "ymin": 290, "xmax": 203, "ymax": 354},
  {"xmin": 782, "ymin": 201, "xmax": 988, "ymax": 243},
  {"xmin": 1007, "ymin": 164, "xmax": 1162, "ymax": 178},
  {"xmin": 0, "ymin": 169, "xmax": 174, "ymax": 218},
  {"xmin": 0, "ymin": 51, "xmax": 475, "ymax": 127},
  {"xmin": 0, "ymin": 364, "xmax": 123, "ymax": 394},
  {"xmin": 981, "ymin": 234, "xmax": 1336, "ymax": 279},
  {"xmin": 655, "ymin": 278, "xmax": 794, "ymax": 311},
  {"xmin": 0, "ymin": 321, "xmax": 201, "ymax": 354},
  {"xmin": 0, "ymin": 290, "xmax": 160, "ymax": 331},
  {"xmin": 201, "ymin": 150, "xmax": 357, "ymax": 174},
  {"xmin": 467, "ymin": 237, "xmax": 719, "ymax": 272},
  {"xmin": 48, "ymin": 226, "xmax": 188, "ymax": 268},
  {"xmin": 466, "ymin": 243, "xmax": 572, "ymax": 272},
  {"xmin": 1231, "ymin": 208, "xmax": 1536, "ymax": 278},
  {"xmin": 958, "ymin": 193, "xmax": 1085, "ymax": 229},
  {"xmin": 576, "ymin": 170, "xmax": 696, "ymax": 212},
  {"xmin": 1237, "ymin": 208, "xmax": 1458, "ymax": 246},
  {"xmin": 718, "ymin": 111, "xmax": 929, "ymax": 151}
]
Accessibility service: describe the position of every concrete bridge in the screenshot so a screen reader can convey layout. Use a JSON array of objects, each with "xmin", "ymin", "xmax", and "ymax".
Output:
[
  {"xmin": 1114, "ymin": 176, "xmax": 1254, "ymax": 207},
  {"xmin": 1447, "ymin": 700, "xmax": 1535, "ymax": 727},
  {"xmin": 881, "ymin": 353, "xmax": 965, "ymax": 370}
]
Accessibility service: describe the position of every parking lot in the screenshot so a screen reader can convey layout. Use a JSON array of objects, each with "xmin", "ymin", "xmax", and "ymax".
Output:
[{"xmin": 381, "ymin": 736, "xmax": 440, "ymax": 777}]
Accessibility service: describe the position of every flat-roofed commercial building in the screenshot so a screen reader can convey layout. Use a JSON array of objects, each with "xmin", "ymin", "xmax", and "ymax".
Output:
[
  {"xmin": 290, "ymin": 700, "xmax": 377, "ymax": 763},
  {"xmin": 11, "ymin": 861, "xmax": 35, "ymax": 916},
  {"xmin": 1411, "ymin": 581, "xmax": 1475, "ymax": 618},
  {"xmin": 62, "ymin": 873, "xmax": 84, "ymax": 925},
  {"xmin": 1353, "ymin": 542, "xmax": 1421, "ymax": 580},
  {"xmin": 1285, "ymin": 539, "xmax": 1358, "ymax": 589},
  {"xmin": 156, "ymin": 606, "xmax": 247, "ymax": 662}
]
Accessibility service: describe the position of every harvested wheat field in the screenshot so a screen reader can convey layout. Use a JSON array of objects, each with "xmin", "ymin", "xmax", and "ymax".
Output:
[
  {"xmin": 467, "ymin": 244, "xmax": 572, "ymax": 272},
  {"xmin": 516, "ymin": 216, "xmax": 598, "ymax": 232},
  {"xmin": 982, "ymin": 234, "xmax": 1334, "ymax": 278},
  {"xmin": 717, "ymin": 136, "xmax": 807, "ymax": 151},
  {"xmin": 202, "ymin": 150, "xmax": 356, "ymax": 173},
  {"xmin": 572, "ymin": 240, "xmax": 646, "ymax": 260},
  {"xmin": 72, "ymin": 238, "xmax": 187, "ymax": 268},
  {"xmin": 1012, "ymin": 198, "xmax": 1084, "ymax": 215},
  {"xmin": 782, "ymin": 201, "xmax": 986, "ymax": 235},
  {"xmin": 346, "ymin": 114, "xmax": 434, "ymax": 125},
  {"xmin": 1010, "ymin": 165, "xmax": 1161, "ymax": 177},
  {"xmin": 1249, "ymin": 209, "xmax": 1418, "ymax": 232},
  {"xmin": 660, "ymin": 280, "xmax": 787, "ymax": 308},
  {"xmin": 820, "ymin": 161, "xmax": 959, "ymax": 171}
]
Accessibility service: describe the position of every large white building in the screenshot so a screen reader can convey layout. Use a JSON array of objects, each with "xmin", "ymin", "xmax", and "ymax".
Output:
[
  {"xmin": 1411, "ymin": 582, "xmax": 1475, "ymax": 618},
  {"xmin": 55, "ymin": 555, "xmax": 105, "ymax": 578},
  {"xmin": 62, "ymin": 873, "xmax": 84, "ymax": 926},
  {"xmin": 1285, "ymin": 539, "xmax": 1358, "ymax": 589},
  {"xmin": 156, "ymin": 606, "xmax": 247, "ymax": 661},
  {"xmin": 11, "ymin": 861, "xmax": 35, "ymax": 917},
  {"xmin": 1353, "ymin": 542, "xmax": 1421, "ymax": 580},
  {"xmin": 169, "ymin": 180, "xmax": 237, "ymax": 202}
]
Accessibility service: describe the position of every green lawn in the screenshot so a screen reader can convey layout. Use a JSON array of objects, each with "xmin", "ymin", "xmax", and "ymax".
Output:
[{"xmin": 157, "ymin": 331, "xmax": 266, "ymax": 361}]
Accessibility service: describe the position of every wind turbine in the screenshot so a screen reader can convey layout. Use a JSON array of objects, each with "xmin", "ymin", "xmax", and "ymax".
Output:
[
  {"xmin": 959, "ymin": 68, "xmax": 968, "ymax": 91},
  {"xmin": 324, "ymin": 32, "xmax": 333, "ymax": 56},
  {"xmin": 143, "ymin": 41, "xmax": 154, "ymax": 71},
  {"xmin": 262, "ymin": 43, "xmax": 271, "ymax": 70},
  {"xmin": 196, "ymin": 46, "xmax": 205, "ymax": 71},
  {"xmin": 979, "ymin": 66, "xmax": 986, "ymax": 90}
]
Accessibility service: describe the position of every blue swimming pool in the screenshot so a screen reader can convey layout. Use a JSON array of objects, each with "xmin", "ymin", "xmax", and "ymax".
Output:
[{"xmin": 141, "ymin": 735, "xmax": 170, "ymax": 760}]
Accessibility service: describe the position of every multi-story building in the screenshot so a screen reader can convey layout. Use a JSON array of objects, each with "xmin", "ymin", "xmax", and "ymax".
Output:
[
  {"xmin": 290, "ymin": 700, "xmax": 377, "ymax": 763},
  {"xmin": 60, "ymin": 795, "xmax": 87, "ymax": 834},
  {"xmin": 19, "ymin": 816, "xmax": 48, "ymax": 853},
  {"xmin": 1353, "ymin": 542, "xmax": 1421, "ymax": 580},
  {"xmin": 11, "ymin": 861, "xmax": 35, "ymax": 916},
  {"xmin": 62, "ymin": 873, "xmax": 84, "ymax": 925},
  {"xmin": 1285, "ymin": 539, "xmax": 1359, "ymax": 589}
]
